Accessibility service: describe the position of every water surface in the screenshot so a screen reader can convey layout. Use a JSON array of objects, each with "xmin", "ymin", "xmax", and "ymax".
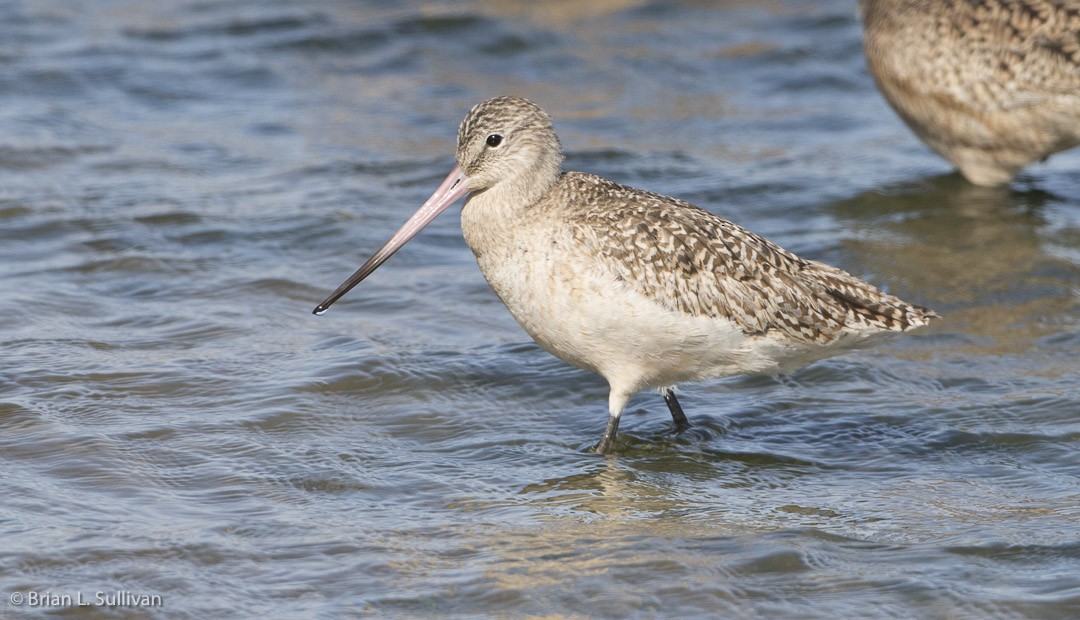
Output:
[{"xmin": 2, "ymin": 0, "xmax": 1079, "ymax": 617}]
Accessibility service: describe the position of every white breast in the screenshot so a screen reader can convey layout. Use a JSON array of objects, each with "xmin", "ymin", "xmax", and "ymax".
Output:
[{"xmin": 461, "ymin": 192, "xmax": 789, "ymax": 396}]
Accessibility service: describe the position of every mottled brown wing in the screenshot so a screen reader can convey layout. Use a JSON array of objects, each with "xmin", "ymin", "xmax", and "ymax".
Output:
[
  {"xmin": 866, "ymin": 0, "xmax": 1080, "ymax": 112},
  {"xmin": 564, "ymin": 174, "xmax": 933, "ymax": 344},
  {"xmin": 977, "ymin": 1, "xmax": 1080, "ymax": 107}
]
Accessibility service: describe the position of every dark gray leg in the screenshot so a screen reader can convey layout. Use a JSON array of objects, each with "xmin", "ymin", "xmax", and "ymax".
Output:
[
  {"xmin": 594, "ymin": 413, "xmax": 621, "ymax": 455},
  {"xmin": 662, "ymin": 388, "xmax": 691, "ymax": 432}
]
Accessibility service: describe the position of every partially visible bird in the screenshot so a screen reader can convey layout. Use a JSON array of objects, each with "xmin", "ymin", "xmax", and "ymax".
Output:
[
  {"xmin": 314, "ymin": 96, "xmax": 938, "ymax": 454},
  {"xmin": 860, "ymin": 0, "xmax": 1080, "ymax": 186}
]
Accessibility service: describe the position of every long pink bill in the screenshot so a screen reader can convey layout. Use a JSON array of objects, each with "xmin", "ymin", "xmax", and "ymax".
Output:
[{"xmin": 313, "ymin": 166, "xmax": 471, "ymax": 315}]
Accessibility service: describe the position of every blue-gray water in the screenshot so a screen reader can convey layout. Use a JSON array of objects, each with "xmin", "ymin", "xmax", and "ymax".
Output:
[{"xmin": 2, "ymin": 0, "xmax": 1079, "ymax": 617}]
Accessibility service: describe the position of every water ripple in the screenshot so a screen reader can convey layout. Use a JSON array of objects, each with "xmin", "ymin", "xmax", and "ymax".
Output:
[{"xmin": 1, "ymin": 0, "xmax": 1078, "ymax": 617}]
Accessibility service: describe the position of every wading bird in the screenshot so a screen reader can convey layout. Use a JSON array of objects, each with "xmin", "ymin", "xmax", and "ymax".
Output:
[
  {"xmin": 314, "ymin": 97, "xmax": 937, "ymax": 454},
  {"xmin": 860, "ymin": 0, "xmax": 1080, "ymax": 186}
]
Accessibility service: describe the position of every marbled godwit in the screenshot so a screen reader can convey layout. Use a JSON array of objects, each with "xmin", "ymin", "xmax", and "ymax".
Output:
[
  {"xmin": 314, "ymin": 97, "xmax": 937, "ymax": 454},
  {"xmin": 860, "ymin": 0, "xmax": 1080, "ymax": 186}
]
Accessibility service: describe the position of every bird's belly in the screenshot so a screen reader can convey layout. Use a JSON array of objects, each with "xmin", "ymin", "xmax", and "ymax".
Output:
[{"xmin": 473, "ymin": 242, "xmax": 776, "ymax": 392}]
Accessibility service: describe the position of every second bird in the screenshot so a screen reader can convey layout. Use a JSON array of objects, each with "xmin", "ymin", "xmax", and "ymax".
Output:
[
  {"xmin": 314, "ymin": 97, "xmax": 937, "ymax": 454},
  {"xmin": 860, "ymin": 0, "xmax": 1080, "ymax": 186}
]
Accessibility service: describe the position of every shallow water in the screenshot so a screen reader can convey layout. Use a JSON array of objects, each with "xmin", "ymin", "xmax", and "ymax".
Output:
[{"xmin": 2, "ymin": 0, "xmax": 1079, "ymax": 617}]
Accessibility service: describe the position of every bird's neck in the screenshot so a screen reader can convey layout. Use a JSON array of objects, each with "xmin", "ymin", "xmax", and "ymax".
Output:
[
  {"xmin": 460, "ymin": 161, "xmax": 562, "ymax": 257},
  {"xmin": 505, "ymin": 149, "xmax": 563, "ymax": 208}
]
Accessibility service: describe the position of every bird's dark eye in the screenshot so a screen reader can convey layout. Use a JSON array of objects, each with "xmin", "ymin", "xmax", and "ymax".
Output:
[{"xmin": 486, "ymin": 134, "xmax": 503, "ymax": 148}]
